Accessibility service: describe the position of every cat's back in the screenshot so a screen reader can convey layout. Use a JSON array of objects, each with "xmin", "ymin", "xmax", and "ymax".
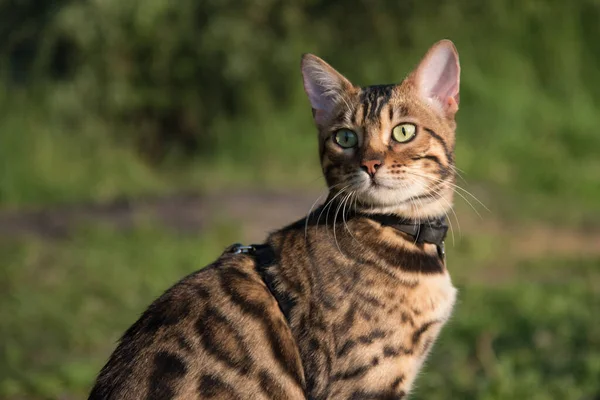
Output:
[{"xmin": 88, "ymin": 249, "xmax": 305, "ymax": 400}]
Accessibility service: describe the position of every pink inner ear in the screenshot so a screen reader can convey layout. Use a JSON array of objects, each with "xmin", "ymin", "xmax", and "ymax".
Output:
[
  {"xmin": 303, "ymin": 73, "xmax": 332, "ymax": 111},
  {"xmin": 301, "ymin": 55, "xmax": 353, "ymax": 125},
  {"xmin": 416, "ymin": 43, "xmax": 460, "ymax": 113},
  {"xmin": 429, "ymin": 56, "xmax": 459, "ymax": 103},
  {"xmin": 303, "ymin": 75, "xmax": 337, "ymax": 125},
  {"xmin": 302, "ymin": 58, "xmax": 339, "ymax": 114}
]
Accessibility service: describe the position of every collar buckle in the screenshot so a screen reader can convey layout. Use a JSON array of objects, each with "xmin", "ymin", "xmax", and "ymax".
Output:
[{"xmin": 230, "ymin": 244, "xmax": 255, "ymax": 254}]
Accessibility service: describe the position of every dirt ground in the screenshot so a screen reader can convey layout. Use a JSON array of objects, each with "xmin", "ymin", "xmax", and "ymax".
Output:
[{"xmin": 0, "ymin": 190, "xmax": 598, "ymax": 262}]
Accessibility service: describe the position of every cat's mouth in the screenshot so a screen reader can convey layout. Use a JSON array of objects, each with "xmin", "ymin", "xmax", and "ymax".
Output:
[
  {"xmin": 368, "ymin": 180, "xmax": 395, "ymax": 190},
  {"xmin": 359, "ymin": 174, "xmax": 398, "ymax": 191},
  {"xmin": 339, "ymin": 171, "xmax": 432, "ymax": 206}
]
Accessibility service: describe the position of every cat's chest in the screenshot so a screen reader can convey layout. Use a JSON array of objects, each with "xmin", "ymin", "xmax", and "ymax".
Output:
[
  {"xmin": 398, "ymin": 272, "xmax": 458, "ymax": 322},
  {"xmin": 322, "ymin": 272, "xmax": 457, "ymax": 394},
  {"xmin": 329, "ymin": 265, "xmax": 456, "ymax": 320},
  {"xmin": 330, "ymin": 271, "xmax": 456, "ymax": 343}
]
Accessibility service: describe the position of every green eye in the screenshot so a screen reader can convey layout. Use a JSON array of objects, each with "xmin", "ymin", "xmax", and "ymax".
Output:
[
  {"xmin": 334, "ymin": 129, "xmax": 358, "ymax": 148},
  {"xmin": 392, "ymin": 123, "xmax": 417, "ymax": 143}
]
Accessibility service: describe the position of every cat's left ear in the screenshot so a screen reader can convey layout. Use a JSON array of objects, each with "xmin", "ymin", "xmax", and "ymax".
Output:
[
  {"xmin": 410, "ymin": 40, "xmax": 460, "ymax": 118},
  {"xmin": 301, "ymin": 54, "xmax": 354, "ymax": 125}
]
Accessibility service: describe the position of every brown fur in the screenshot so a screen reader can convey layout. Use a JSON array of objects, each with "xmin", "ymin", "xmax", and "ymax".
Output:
[{"xmin": 89, "ymin": 40, "xmax": 460, "ymax": 400}]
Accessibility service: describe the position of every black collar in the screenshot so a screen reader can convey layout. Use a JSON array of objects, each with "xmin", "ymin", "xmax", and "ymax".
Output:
[
  {"xmin": 362, "ymin": 214, "xmax": 448, "ymax": 246},
  {"xmin": 360, "ymin": 213, "xmax": 448, "ymax": 258}
]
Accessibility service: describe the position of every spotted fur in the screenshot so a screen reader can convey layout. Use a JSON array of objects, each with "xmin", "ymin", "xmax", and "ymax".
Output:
[{"xmin": 89, "ymin": 39, "xmax": 461, "ymax": 399}]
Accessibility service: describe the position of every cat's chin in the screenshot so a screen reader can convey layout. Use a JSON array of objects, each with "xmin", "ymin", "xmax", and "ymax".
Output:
[
  {"xmin": 354, "ymin": 187, "xmax": 454, "ymax": 220},
  {"xmin": 358, "ymin": 202, "xmax": 452, "ymax": 221}
]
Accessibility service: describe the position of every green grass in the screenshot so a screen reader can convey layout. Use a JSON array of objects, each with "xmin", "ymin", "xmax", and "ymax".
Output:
[
  {"xmin": 3, "ymin": 82, "xmax": 600, "ymax": 225},
  {"xmin": 0, "ymin": 222, "xmax": 240, "ymax": 398},
  {"xmin": 0, "ymin": 221, "xmax": 598, "ymax": 399},
  {"xmin": 0, "ymin": 95, "xmax": 165, "ymax": 209},
  {"xmin": 414, "ymin": 261, "xmax": 600, "ymax": 400},
  {"xmin": 0, "ymin": 93, "xmax": 325, "ymax": 208}
]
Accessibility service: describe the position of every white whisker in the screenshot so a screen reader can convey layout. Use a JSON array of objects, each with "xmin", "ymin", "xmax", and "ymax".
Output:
[
  {"xmin": 332, "ymin": 191, "xmax": 349, "ymax": 255},
  {"xmin": 316, "ymin": 185, "xmax": 350, "ymax": 238},
  {"xmin": 403, "ymin": 170, "xmax": 489, "ymax": 218},
  {"xmin": 342, "ymin": 191, "xmax": 360, "ymax": 245},
  {"xmin": 305, "ymin": 191, "xmax": 327, "ymax": 239}
]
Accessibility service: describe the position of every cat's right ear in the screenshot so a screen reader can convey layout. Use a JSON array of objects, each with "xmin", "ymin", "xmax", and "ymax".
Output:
[{"xmin": 301, "ymin": 54, "xmax": 353, "ymax": 125}]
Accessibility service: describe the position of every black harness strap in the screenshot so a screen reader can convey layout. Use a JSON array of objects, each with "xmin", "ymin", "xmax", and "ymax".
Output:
[
  {"xmin": 230, "ymin": 243, "xmax": 276, "ymax": 267},
  {"xmin": 229, "ymin": 243, "xmax": 292, "ymax": 316}
]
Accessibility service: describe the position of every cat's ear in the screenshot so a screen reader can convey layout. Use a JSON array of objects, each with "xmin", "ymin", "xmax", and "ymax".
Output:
[
  {"xmin": 301, "ymin": 54, "xmax": 353, "ymax": 125},
  {"xmin": 410, "ymin": 40, "xmax": 460, "ymax": 118}
]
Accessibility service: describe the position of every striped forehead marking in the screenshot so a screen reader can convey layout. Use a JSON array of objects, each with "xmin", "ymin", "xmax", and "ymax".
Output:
[{"xmin": 358, "ymin": 84, "xmax": 395, "ymax": 123}]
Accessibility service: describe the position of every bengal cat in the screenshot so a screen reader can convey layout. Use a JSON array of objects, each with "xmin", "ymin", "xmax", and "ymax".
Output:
[{"xmin": 89, "ymin": 39, "xmax": 461, "ymax": 400}]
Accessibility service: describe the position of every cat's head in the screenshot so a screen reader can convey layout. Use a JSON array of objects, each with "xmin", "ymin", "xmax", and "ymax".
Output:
[{"xmin": 302, "ymin": 40, "xmax": 460, "ymax": 220}]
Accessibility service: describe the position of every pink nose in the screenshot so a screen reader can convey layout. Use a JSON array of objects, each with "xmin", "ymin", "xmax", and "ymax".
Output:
[{"xmin": 361, "ymin": 159, "xmax": 383, "ymax": 177}]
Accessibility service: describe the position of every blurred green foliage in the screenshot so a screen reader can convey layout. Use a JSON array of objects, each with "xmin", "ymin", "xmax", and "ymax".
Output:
[
  {"xmin": 1, "ymin": 0, "xmax": 599, "ymax": 399},
  {"xmin": 0, "ymin": 0, "xmax": 599, "ymax": 223}
]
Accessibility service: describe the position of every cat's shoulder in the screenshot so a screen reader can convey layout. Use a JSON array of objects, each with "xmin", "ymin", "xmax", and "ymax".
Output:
[{"xmin": 103, "ymin": 249, "xmax": 262, "ymax": 350}]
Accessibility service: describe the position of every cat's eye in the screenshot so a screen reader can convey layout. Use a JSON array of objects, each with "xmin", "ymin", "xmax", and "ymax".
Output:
[
  {"xmin": 333, "ymin": 129, "xmax": 358, "ymax": 148},
  {"xmin": 392, "ymin": 123, "xmax": 417, "ymax": 143}
]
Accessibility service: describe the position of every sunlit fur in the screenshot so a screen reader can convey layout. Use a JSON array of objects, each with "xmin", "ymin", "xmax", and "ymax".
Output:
[
  {"xmin": 318, "ymin": 82, "xmax": 456, "ymax": 221},
  {"xmin": 89, "ymin": 41, "xmax": 462, "ymax": 400}
]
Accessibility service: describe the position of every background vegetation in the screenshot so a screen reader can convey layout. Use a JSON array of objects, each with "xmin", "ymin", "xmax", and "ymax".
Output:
[{"xmin": 0, "ymin": 0, "xmax": 599, "ymax": 398}]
